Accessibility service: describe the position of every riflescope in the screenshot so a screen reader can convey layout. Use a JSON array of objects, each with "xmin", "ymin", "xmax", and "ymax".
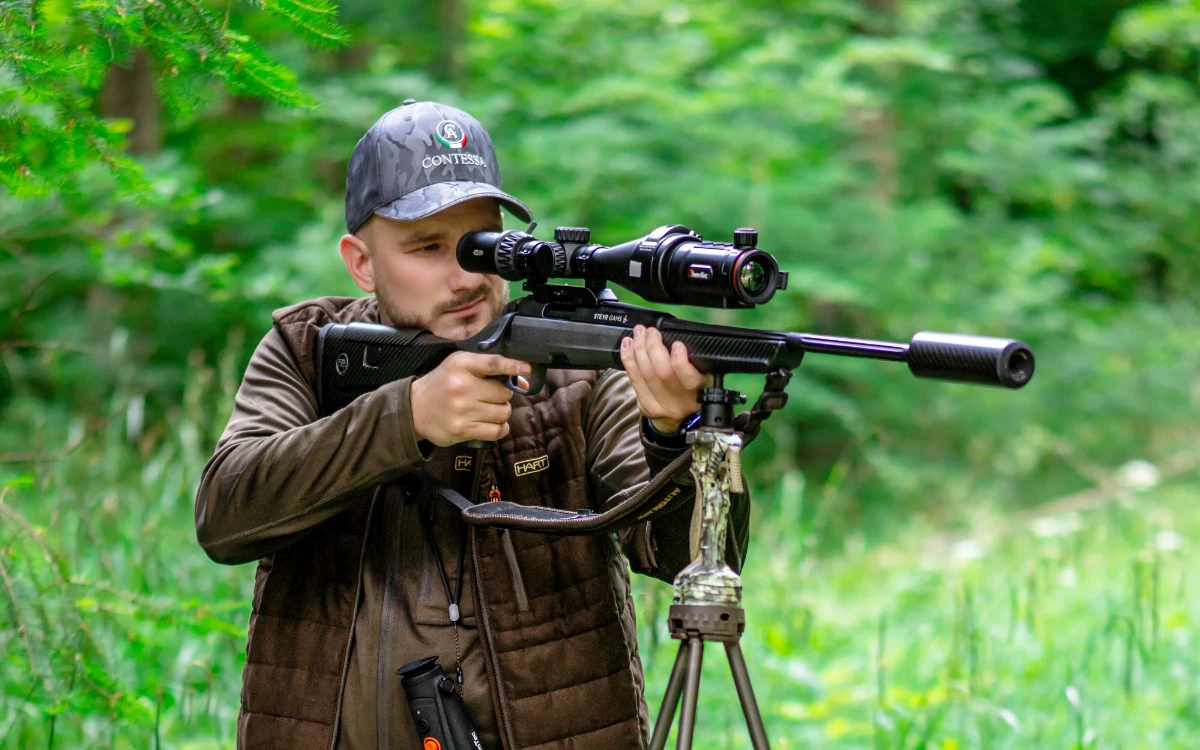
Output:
[
  {"xmin": 457, "ymin": 224, "xmax": 788, "ymax": 309},
  {"xmin": 396, "ymin": 656, "xmax": 483, "ymax": 750}
]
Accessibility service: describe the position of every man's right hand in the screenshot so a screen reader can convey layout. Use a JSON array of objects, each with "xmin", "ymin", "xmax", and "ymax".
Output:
[{"xmin": 409, "ymin": 351, "xmax": 532, "ymax": 447}]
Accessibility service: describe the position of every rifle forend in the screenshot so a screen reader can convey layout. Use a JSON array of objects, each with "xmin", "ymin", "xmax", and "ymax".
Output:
[{"xmin": 315, "ymin": 298, "xmax": 1034, "ymax": 417}]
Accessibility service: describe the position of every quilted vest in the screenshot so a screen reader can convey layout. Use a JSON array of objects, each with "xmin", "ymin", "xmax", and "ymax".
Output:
[{"xmin": 236, "ymin": 295, "xmax": 653, "ymax": 749}]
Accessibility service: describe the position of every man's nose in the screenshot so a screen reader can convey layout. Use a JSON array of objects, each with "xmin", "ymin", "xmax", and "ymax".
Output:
[{"xmin": 447, "ymin": 255, "xmax": 483, "ymax": 292}]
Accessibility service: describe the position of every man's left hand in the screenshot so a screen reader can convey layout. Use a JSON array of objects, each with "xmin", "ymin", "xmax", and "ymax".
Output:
[{"xmin": 619, "ymin": 325, "xmax": 705, "ymax": 434}]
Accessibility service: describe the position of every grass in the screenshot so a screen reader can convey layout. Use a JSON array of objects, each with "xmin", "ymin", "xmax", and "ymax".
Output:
[
  {"xmin": 637, "ymin": 472, "xmax": 1200, "ymax": 749},
  {"xmin": 2, "ymin": 384, "xmax": 1197, "ymax": 748}
]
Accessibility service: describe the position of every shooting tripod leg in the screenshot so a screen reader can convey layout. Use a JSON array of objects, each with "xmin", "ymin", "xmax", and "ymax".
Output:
[
  {"xmin": 649, "ymin": 643, "xmax": 690, "ymax": 750},
  {"xmin": 676, "ymin": 636, "xmax": 705, "ymax": 750},
  {"xmin": 725, "ymin": 642, "xmax": 770, "ymax": 750}
]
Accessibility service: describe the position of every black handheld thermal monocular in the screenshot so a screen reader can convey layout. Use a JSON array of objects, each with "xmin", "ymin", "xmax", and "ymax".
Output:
[{"xmin": 396, "ymin": 656, "xmax": 484, "ymax": 750}]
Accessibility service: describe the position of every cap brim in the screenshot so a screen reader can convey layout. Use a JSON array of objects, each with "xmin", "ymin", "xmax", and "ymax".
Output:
[{"xmin": 372, "ymin": 181, "xmax": 533, "ymax": 224}]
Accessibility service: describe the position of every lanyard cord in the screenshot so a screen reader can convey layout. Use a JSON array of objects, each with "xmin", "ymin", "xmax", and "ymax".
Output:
[{"xmin": 419, "ymin": 498, "xmax": 468, "ymax": 689}]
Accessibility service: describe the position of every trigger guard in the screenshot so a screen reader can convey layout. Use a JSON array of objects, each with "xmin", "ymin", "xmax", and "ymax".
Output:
[{"xmin": 504, "ymin": 365, "xmax": 546, "ymax": 395}]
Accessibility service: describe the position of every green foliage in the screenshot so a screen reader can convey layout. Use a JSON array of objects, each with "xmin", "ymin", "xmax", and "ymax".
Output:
[
  {"xmin": 1, "ymin": 350, "xmax": 251, "ymax": 745},
  {"xmin": 0, "ymin": 0, "xmax": 346, "ymax": 197},
  {"xmin": 3, "ymin": 0, "xmax": 1200, "ymax": 744}
]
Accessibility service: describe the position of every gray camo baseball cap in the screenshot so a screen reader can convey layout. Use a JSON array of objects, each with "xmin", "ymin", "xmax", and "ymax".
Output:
[{"xmin": 345, "ymin": 99, "xmax": 533, "ymax": 234}]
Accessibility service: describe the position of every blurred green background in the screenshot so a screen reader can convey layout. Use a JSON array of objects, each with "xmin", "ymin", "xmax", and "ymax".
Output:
[{"xmin": 2, "ymin": 0, "xmax": 1199, "ymax": 746}]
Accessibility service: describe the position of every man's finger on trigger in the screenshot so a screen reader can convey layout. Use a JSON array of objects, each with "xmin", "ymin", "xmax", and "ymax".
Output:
[{"xmin": 466, "ymin": 353, "xmax": 531, "ymax": 378}]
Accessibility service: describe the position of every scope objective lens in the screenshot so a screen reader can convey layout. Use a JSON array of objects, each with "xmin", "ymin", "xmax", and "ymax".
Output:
[{"xmin": 740, "ymin": 259, "xmax": 768, "ymax": 295}]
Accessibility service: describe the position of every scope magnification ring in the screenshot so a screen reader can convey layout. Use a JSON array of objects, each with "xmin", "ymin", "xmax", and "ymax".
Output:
[
  {"xmin": 494, "ymin": 232, "xmax": 525, "ymax": 280},
  {"xmin": 547, "ymin": 242, "xmax": 568, "ymax": 277}
]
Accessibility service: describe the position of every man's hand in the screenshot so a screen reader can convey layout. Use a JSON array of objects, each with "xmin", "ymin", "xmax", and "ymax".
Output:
[
  {"xmin": 410, "ymin": 352, "xmax": 531, "ymax": 446},
  {"xmin": 620, "ymin": 325, "xmax": 705, "ymax": 434}
]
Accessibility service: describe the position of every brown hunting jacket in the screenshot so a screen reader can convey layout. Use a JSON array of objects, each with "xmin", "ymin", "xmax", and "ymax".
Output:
[{"xmin": 194, "ymin": 295, "xmax": 752, "ymax": 749}]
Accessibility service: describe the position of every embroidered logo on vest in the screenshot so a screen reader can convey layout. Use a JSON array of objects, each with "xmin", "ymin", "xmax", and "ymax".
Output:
[
  {"xmin": 514, "ymin": 454, "xmax": 550, "ymax": 477},
  {"xmin": 455, "ymin": 455, "xmax": 473, "ymax": 471}
]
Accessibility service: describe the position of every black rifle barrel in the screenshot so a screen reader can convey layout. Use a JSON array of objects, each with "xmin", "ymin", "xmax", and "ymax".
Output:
[{"xmin": 793, "ymin": 333, "xmax": 909, "ymax": 360}]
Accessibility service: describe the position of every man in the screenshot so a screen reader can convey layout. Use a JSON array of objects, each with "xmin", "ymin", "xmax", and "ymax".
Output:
[{"xmin": 195, "ymin": 100, "xmax": 751, "ymax": 749}]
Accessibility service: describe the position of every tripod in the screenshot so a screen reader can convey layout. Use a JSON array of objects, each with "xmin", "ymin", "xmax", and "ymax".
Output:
[{"xmin": 649, "ymin": 376, "xmax": 775, "ymax": 750}]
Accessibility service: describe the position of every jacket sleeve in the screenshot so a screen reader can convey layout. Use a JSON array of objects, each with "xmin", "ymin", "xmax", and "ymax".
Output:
[
  {"xmin": 194, "ymin": 327, "xmax": 432, "ymax": 565},
  {"xmin": 582, "ymin": 369, "xmax": 752, "ymax": 584}
]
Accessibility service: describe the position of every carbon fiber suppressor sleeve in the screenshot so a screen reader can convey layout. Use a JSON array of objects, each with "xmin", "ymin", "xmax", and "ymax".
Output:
[{"xmin": 906, "ymin": 332, "xmax": 1034, "ymax": 388}]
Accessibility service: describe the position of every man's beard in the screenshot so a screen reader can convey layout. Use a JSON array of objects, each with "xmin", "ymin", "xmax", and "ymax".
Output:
[{"xmin": 375, "ymin": 276, "xmax": 508, "ymax": 340}]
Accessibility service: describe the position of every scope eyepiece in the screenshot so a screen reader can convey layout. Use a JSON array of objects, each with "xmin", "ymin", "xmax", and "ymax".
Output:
[{"xmin": 456, "ymin": 224, "xmax": 789, "ymax": 309}]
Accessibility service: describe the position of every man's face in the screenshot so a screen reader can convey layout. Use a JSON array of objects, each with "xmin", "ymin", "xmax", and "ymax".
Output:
[{"xmin": 341, "ymin": 198, "xmax": 509, "ymax": 340}]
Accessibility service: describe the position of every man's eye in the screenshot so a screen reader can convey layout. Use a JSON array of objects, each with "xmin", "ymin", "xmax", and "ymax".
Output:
[{"xmin": 416, "ymin": 244, "xmax": 440, "ymax": 254}]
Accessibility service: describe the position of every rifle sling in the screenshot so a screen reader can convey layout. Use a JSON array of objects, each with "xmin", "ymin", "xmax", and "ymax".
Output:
[{"xmin": 411, "ymin": 403, "xmax": 782, "ymax": 536}]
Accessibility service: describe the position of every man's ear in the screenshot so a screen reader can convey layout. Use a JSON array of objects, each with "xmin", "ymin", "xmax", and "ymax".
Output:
[{"xmin": 339, "ymin": 233, "xmax": 376, "ymax": 293}]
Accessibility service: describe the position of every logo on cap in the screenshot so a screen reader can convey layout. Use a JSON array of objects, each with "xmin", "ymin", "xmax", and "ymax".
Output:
[{"xmin": 435, "ymin": 120, "xmax": 467, "ymax": 149}]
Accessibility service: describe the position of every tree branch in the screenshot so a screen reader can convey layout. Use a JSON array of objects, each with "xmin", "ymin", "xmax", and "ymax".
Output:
[
  {"xmin": 0, "ymin": 553, "xmax": 41, "ymax": 685},
  {"xmin": 0, "ymin": 427, "xmax": 87, "ymax": 464},
  {"xmin": 6, "ymin": 268, "xmax": 61, "ymax": 335},
  {"xmin": 0, "ymin": 489, "xmax": 65, "ymax": 582},
  {"xmin": 0, "ymin": 340, "xmax": 102, "ymax": 355}
]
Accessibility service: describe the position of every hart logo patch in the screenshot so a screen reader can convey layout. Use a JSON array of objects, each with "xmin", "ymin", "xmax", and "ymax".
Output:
[
  {"xmin": 455, "ymin": 456, "xmax": 473, "ymax": 472},
  {"xmin": 513, "ymin": 455, "xmax": 550, "ymax": 477}
]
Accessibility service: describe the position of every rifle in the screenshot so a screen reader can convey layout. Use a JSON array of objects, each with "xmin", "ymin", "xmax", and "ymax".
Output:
[{"xmin": 315, "ymin": 223, "xmax": 1033, "ymax": 416}]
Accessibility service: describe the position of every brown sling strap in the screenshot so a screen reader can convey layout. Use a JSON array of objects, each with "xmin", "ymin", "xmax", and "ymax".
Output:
[{"xmin": 415, "ymin": 369, "xmax": 792, "ymax": 535}]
